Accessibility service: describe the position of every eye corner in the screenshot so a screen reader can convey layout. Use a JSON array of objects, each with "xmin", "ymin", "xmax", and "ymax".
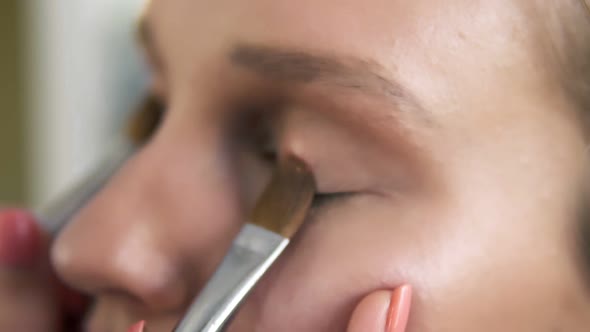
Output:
[{"xmin": 126, "ymin": 94, "xmax": 165, "ymax": 145}]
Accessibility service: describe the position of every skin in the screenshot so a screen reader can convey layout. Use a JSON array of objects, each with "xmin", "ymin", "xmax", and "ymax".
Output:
[{"xmin": 29, "ymin": 0, "xmax": 590, "ymax": 331}]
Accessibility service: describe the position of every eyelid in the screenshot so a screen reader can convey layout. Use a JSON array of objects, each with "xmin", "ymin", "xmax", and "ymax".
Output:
[
  {"xmin": 312, "ymin": 192, "xmax": 356, "ymax": 209},
  {"xmin": 230, "ymin": 101, "xmax": 282, "ymax": 162}
]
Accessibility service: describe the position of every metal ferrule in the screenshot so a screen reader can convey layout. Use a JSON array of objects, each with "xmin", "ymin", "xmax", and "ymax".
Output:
[{"xmin": 174, "ymin": 224, "xmax": 289, "ymax": 332}]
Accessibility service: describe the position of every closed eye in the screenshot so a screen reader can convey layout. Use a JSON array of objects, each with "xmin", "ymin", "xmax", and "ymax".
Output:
[{"xmin": 312, "ymin": 192, "xmax": 356, "ymax": 209}]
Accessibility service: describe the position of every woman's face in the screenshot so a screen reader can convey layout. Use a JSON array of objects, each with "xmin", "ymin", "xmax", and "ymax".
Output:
[{"xmin": 51, "ymin": 0, "xmax": 590, "ymax": 331}]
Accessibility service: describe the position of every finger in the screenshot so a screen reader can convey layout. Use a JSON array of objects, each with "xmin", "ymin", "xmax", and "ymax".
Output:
[
  {"xmin": 0, "ymin": 269, "xmax": 59, "ymax": 331},
  {"xmin": 0, "ymin": 209, "xmax": 59, "ymax": 330},
  {"xmin": 347, "ymin": 290, "xmax": 392, "ymax": 332},
  {"xmin": 0, "ymin": 209, "xmax": 90, "ymax": 331},
  {"xmin": 0, "ymin": 209, "xmax": 43, "ymax": 268},
  {"xmin": 127, "ymin": 320, "xmax": 146, "ymax": 332},
  {"xmin": 347, "ymin": 285, "xmax": 412, "ymax": 332}
]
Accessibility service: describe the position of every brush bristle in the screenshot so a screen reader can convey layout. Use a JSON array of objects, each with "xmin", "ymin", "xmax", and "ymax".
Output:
[{"xmin": 250, "ymin": 157, "xmax": 316, "ymax": 238}]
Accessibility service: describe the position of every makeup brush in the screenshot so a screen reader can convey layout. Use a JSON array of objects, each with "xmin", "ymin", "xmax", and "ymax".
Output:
[
  {"xmin": 174, "ymin": 156, "xmax": 316, "ymax": 332},
  {"xmin": 36, "ymin": 140, "xmax": 135, "ymax": 235},
  {"xmin": 36, "ymin": 93, "xmax": 163, "ymax": 234}
]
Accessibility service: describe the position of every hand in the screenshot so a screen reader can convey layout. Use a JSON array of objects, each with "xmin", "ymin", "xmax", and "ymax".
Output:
[
  {"xmin": 126, "ymin": 286, "xmax": 413, "ymax": 332},
  {"xmin": 0, "ymin": 209, "xmax": 87, "ymax": 331},
  {"xmin": 1, "ymin": 208, "xmax": 411, "ymax": 332},
  {"xmin": 347, "ymin": 285, "xmax": 412, "ymax": 332}
]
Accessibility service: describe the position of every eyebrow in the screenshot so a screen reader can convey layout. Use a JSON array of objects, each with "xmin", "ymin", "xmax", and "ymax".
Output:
[
  {"xmin": 137, "ymin": 15, "xmax": 427, "ymax": 120},
  {"xmin": 230, "ymin": 44, "xmax": 427, "ymax": 117}
]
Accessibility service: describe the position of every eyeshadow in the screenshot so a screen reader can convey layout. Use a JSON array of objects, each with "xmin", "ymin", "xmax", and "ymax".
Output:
[
  {"xmin": 312, "ymin": 192, "xmax": 356, "ymax": 209},
  {"xmin": 126, "ymin": 94, "xmax": 165, "ymax": 145}
]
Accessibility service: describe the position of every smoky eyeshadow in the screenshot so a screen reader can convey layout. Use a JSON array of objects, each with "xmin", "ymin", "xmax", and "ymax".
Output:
[
  {"xmin": 126, "ymin": 94, "xmax": 165, "ymax": 145},
  {"xmin": 312, "ymin": 192, "xmax": 356, "ymax": 209}
]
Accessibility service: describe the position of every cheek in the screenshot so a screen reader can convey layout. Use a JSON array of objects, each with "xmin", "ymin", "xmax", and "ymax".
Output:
[
  {"xmin": 235, "ymin": 194, "xmax": 451, "ymax": 330},
  {"xmin": 233, "ymin": 185, "xmax": 585, "ymax": 331}
]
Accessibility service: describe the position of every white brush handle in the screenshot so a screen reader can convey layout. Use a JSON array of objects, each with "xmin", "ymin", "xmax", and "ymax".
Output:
[{"xmin": 36, "ymin": 140, "xmax": 134, "ymax": 234}]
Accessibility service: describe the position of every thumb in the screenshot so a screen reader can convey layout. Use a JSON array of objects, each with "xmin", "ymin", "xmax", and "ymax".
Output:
[{"xmin": 347, "ymin": 285, "xmax": 412, "ymax": 332}]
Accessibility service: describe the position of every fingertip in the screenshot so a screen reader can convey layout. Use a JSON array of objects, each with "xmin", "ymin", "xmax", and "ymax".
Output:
[
  {"xmin": 0, "ymin": 209, "xmax": 43, "ymax": 267},
  {"xmin": 386, "ymin": 284, "xmax": 412, "ymax": 332},
  {"xmin": 127, "ymin": 320, "xmax": 146, "ymax": 332},
  {"xmin": 347, "ymin": 290, "xmax": 392, "ymax": 332}
]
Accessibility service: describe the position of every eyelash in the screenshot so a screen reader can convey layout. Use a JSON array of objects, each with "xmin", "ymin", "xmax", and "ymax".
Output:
[
  {"xmin": 126, "ymin": 94, "xmax": 279, "ymax": 163},
  {"xmin": 312, "ymin": 192, "xmax": 354, "ymax": 209}
]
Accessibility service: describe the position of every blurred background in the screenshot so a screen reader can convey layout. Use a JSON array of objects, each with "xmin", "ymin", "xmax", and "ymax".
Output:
[{"xmin": 0, "ymin": 0, "xmax": 147, "ymax": 207}]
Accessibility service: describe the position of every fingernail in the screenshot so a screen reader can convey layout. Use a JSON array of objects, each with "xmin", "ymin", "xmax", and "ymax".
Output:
[
  {"xmin": 0, "ymin": 209, "xmax": 42, "ymax": 267},
  {"xmin": 386, "ymin": 284, "xmax": 412, "ymax": 332},
  {"xmin": 127, "ymin": 320, "xmax": 146, "ymax": 332}
]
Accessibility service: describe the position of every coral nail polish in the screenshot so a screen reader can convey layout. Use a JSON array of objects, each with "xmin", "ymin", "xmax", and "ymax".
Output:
[
  {"xmin": 386, "ymin": 284, "xmax": 412, "ymax": 332},
  {"xmin": 0, "ymin": 209, "xmax": 42, "ymax": 267},
  {"xmin": 127, "ymin": 320, "xmax": 146, "ymax": 332}
]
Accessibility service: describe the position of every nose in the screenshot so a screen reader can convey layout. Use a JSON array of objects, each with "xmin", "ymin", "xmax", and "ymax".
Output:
[{"xmin": 51, "ymin": 124, "xmax": 252, "ymax": 310}]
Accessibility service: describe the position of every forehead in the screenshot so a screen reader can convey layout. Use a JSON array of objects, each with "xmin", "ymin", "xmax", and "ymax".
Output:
[
  {"xmin": 144, "ymin": 0, "xmax": 542, "ymax": 122},
  {"xmin": 148, "ymin": 0, "xmax": 408, "ymax": 53},
  {"xmin": 145, "ymin": 2, "xmax": 380, "ymax": 88},
  {"xmin": 145, "ymin": 0, "xmax": 530, "ymax": 68}
]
